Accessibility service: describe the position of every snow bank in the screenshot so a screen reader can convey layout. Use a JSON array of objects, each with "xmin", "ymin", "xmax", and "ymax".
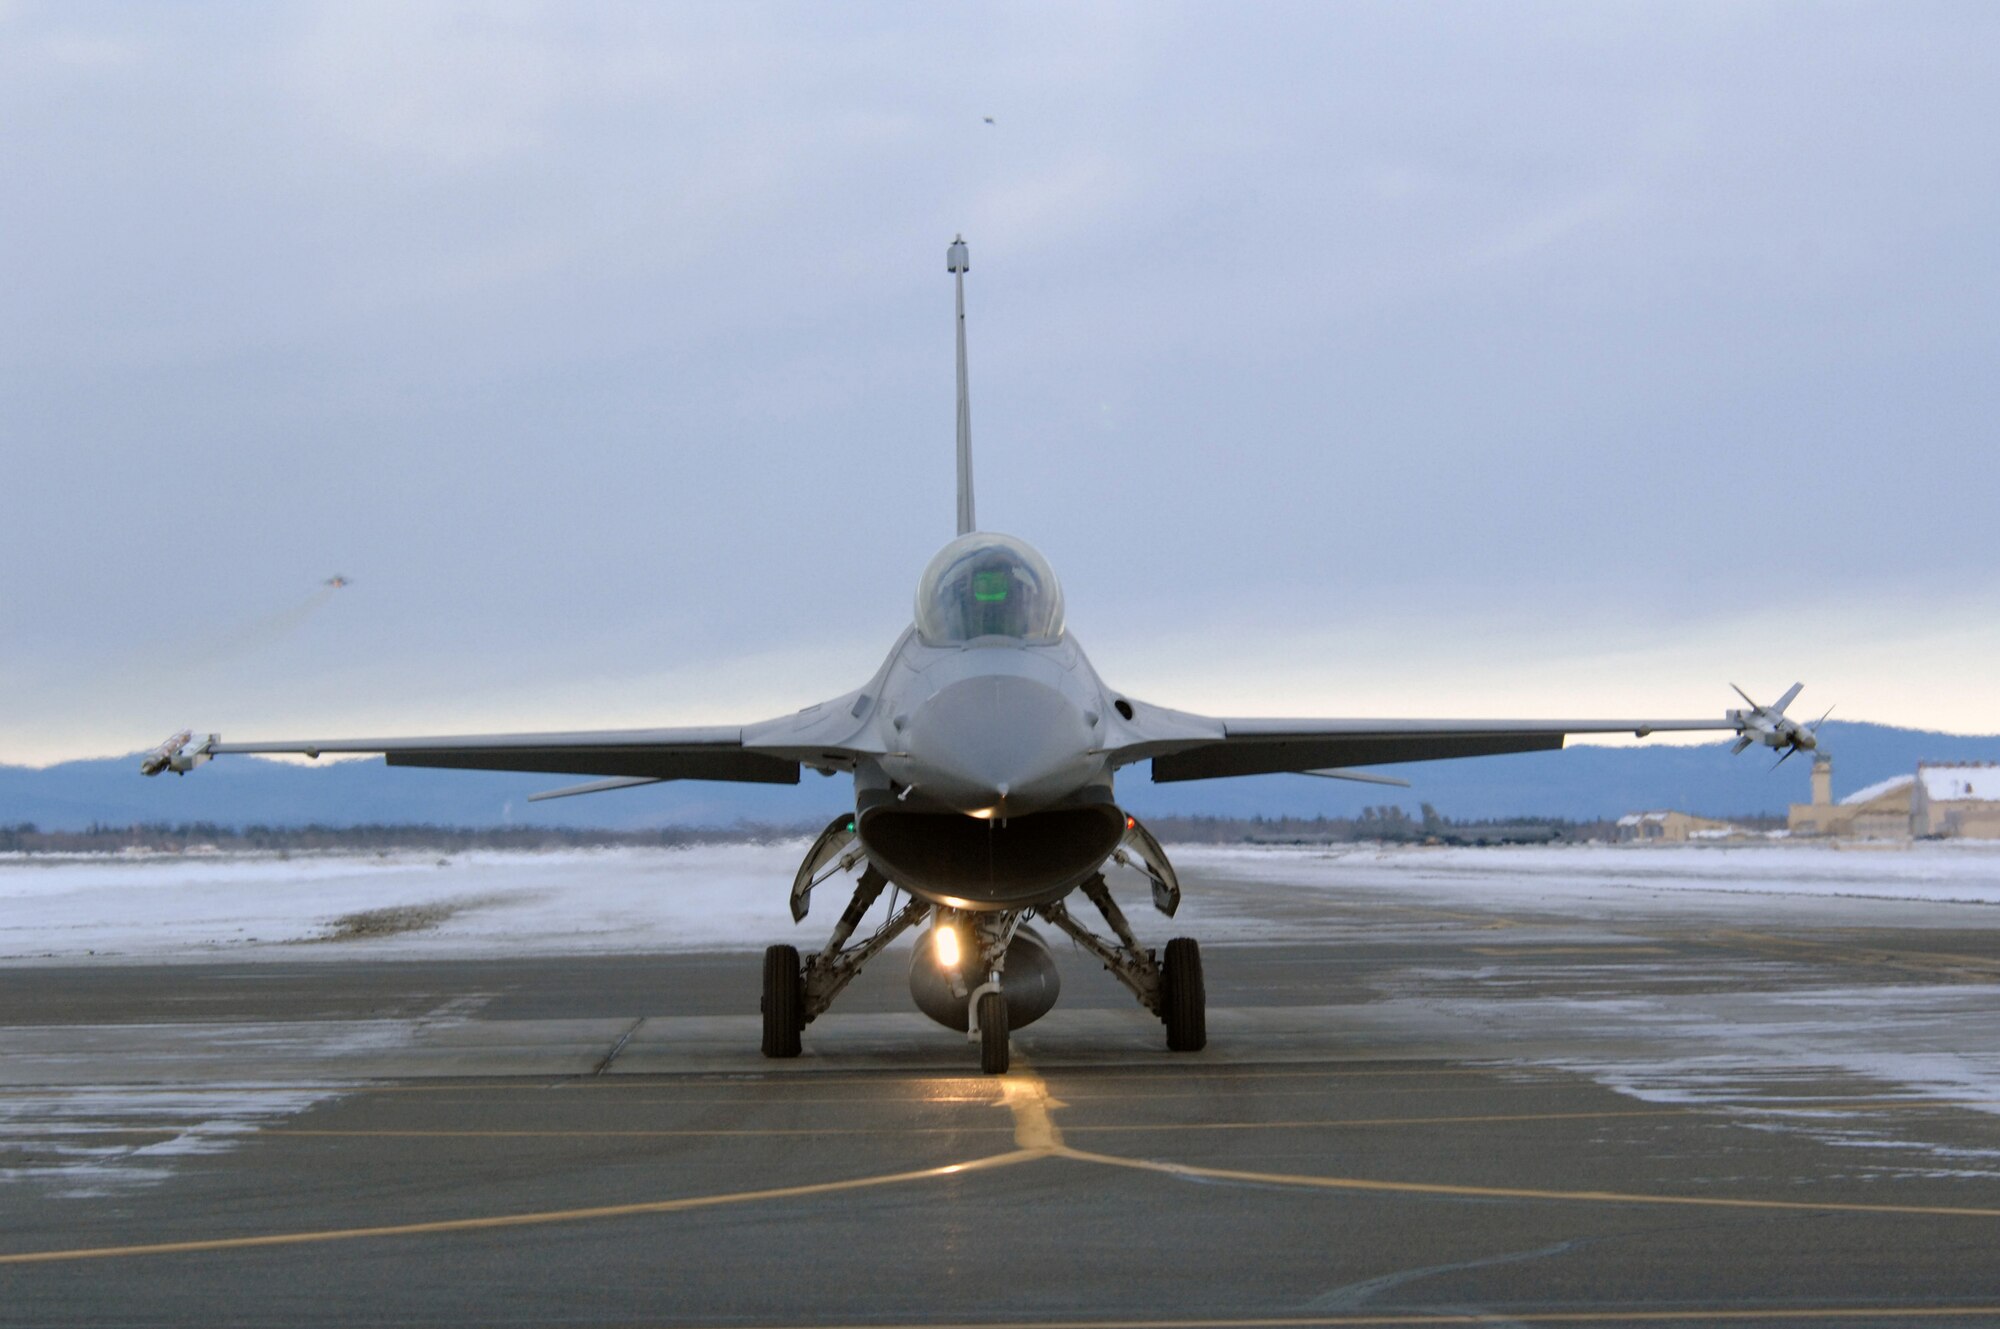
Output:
[
  {"xmin": 4, "ymin": 840, "xmax": 1998, "ymax": 963},
  {"xmin": 1175, "ymin": 841, "xmax": 2000, "ymax": 909},
  {"xmin": 0, "ymin": 843, "xmax": 811, "ymax": 962}
]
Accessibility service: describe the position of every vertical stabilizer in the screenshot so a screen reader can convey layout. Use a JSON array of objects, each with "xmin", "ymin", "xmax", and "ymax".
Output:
[{"xmin": 948, "ymin": 234, "xmax": 975, "ymax": 535}]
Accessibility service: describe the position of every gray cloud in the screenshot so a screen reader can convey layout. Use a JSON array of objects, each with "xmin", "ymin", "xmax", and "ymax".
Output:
[{"xmin": 3, "ymin": 1, "xmax": 1996, "ymax": 763}]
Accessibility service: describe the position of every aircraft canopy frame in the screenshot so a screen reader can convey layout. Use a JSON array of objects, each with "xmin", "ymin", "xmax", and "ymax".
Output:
[{"xmin": 913, "ymin": 532, "xmax": 1066, "ymax": 646}]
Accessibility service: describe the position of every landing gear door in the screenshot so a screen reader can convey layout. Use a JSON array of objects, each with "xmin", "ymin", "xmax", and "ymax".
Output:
[
  {"xmin": 790, "ymin": 814, "xmax": 858, "ymax": 923},
  {"xmin": 1119, "ymin": 815, "xmax": 1182, "ymax": 918}
]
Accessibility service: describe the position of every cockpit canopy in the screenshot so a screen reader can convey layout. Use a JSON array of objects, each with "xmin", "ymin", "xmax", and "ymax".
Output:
[{"xmin": 914, "ymin": 532, "xmax": 1066, "ymax": 645}]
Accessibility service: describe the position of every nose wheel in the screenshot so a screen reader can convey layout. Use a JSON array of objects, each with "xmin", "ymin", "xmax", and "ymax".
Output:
[{"xmin": 975, "ymin": 989, "xmax": 1010, "ymax": 1074}]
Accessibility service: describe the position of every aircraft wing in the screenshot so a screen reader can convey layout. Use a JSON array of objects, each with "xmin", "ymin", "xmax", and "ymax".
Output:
[
  {"xmin": 141, "ymin": 687, "xmax": 888, "ymax": 785},
  {"xmin": 1105, "ymin": 709, "xmax": 1762, "ymax": 783}
]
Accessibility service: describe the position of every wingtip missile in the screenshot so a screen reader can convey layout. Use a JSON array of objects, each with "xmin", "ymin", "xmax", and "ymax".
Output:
[
  {"xmin": 139, "ymin": 730, "xmax": 192, "ymax": 776},
  {"xmin": 1725, "ymin": 682, "xmax": 1821, "ymax": 764},
  {"xmin": 139, "ymin": 730, "xmax": 216, "ymax": 777}
]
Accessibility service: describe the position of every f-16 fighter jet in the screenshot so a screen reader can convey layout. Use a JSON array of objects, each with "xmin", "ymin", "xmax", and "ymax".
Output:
[{"xmin": 144, "ymin": 236, "xmax": 1820, "ymax": 1073}]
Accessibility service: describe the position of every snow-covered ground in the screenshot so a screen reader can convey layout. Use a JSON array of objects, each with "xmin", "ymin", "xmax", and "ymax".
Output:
[
  {"xmin": 3, "ymin": 840, "xmax": 1998, "ymax": 962},
  {"xmin": 0, "ymin": 843, "xmax": 808, "ymax": 962},
  {"xmin": 1178, "ymin": 840, "xmax": 2000, "ymax": 909},
  {"xmin": 0, "ymin": 1086, "xmax": 343, "ymax": 1199},
  {"xmin": 4, "ymin": 841, "xmax": 1997, "ymax": 1199}
]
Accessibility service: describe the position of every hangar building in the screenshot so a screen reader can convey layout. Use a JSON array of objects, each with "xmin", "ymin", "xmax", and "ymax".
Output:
[
  {"xmin": 1912, "ymin": 763, "xmax": 2000, "ymax": 838},
  {"xmin": 1614, "ymin": 810, "xmax": 1744, "ymax": 843},
  {"xmin": 1788, "ymin": 759, "xmax": 2000, "ymax": 839}
]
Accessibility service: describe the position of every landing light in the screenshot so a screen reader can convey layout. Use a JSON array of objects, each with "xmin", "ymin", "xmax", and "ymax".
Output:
[{"xmin": 934, "ymin": 923, "xmax": 961, "ymax": 969}]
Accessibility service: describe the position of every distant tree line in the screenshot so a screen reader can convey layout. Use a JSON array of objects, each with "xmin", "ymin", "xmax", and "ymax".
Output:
[
  {"xmin": 1141, "ymin": 804, "xmax": 1783, "ymax": 846},
  {"xmin": 1141, "ymin": 808, "xmax": 1591, "ymax": 846},
  {"xmin": 0, "ymin": 806, "xmax": 1788, "ymax": 856},
  {"xmin": 0, "ymin": 822, "xmax": 819, "ymax": 855}
]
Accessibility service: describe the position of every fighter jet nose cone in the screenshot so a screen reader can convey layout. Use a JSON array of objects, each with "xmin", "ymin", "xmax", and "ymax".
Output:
[{"xmin": 904, "ymin": 674, "xmax": 1095, "ymax": 816}]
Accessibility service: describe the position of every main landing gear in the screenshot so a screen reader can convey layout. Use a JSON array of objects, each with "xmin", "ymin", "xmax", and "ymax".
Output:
[
  {"xmin": 760, "ymin": 944, "xmax": 803, "ymax": 1058},
  {"xmin": 762, "ymin": 863, "xmax": 929, "ymax": 1061},
  {"xmin": 1162, "ymin": 935, "xmax": 1206, "ymax": 1052},
  {"xmin": 763, "ymin": 815, "xmax": 1206, "ymax": 1070},
  {"xmin": 1040, "ymin": 873, "xmax": 1207, "ymax": 1054}
]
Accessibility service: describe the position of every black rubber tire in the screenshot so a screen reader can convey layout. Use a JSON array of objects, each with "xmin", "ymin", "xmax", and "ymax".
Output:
[
  {"xmin": 977, "ymin": 989, "xmax": 1010, "ymax": 1075},
  {"xmin": 760, "ymin": 944, "xmax": 803, "ymax": 1058},
  {"xmin": 1162, "ymin": 937, "xmax": 1206, "ymax": 1052}
]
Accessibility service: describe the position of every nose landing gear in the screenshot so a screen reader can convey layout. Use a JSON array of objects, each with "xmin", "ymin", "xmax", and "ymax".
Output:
[
  {"xmin": 956, "ymin": 911, "xmax": 1029, "ymax": 1075},
  {"xmin": 972, "ymin": 987, "xmax": 1010, "ymax": 1074}
]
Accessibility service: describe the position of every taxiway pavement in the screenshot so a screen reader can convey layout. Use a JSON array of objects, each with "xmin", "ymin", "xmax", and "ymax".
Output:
[{"xmin": 2, "ymin": 851, "xmax": 1998, "ymax": 1326}]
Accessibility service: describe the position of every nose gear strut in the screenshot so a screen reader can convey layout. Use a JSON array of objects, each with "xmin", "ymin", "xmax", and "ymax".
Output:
[{"xmin": 959, "ymin": 910, "xmax": 1026, "ymax": 1074}]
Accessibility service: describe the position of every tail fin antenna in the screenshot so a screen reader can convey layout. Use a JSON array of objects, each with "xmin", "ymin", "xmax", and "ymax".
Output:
[{"xmin": 948, "ymin": 234, "xmax": 975, "ymax": 536}]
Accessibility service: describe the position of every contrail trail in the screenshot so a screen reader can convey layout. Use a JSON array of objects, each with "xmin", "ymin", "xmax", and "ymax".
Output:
[
  {"xmin": 189, "ymin": 584, "xmax": 341, "ymax": 667},
  {"xmin": 95, "ymin": 581, "xmax": 353, "ymax": 711}
]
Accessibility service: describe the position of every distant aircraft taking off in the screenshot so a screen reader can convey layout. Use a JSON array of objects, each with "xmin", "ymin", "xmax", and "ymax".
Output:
[
  {"xmin": 143, "ymin": 239, "xmax": 1820, "ymax": 1073},
  {"xmin": 324, "ymin": 576, "xmax": 349, "ymax": 588}
]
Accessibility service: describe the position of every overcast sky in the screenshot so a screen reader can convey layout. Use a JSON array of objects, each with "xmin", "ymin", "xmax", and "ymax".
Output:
[{"xmin": 4, "ymin": 1, "xmax": 1996, "ymax": 766}]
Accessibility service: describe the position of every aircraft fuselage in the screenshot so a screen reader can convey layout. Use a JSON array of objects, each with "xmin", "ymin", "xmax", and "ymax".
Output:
[{"xmin": 848, "ymin": 627, "xmax": 1127, "ymax": 911}]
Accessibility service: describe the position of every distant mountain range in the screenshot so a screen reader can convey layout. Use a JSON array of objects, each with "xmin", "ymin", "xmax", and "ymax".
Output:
[{"xmin": 4, "ymin": 722, "xmax": 1994, "ymax": 832}]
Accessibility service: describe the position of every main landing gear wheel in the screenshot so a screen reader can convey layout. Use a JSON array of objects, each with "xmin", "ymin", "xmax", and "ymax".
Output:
[
  {"xmin": 1163, "ymin": 936, "xmax": 1206, "ymax": 1052},
  {"xmin": 977, "ymin": 989, "xmax": 1010, "ymax": 1075},
  {"xmin": 761, "ymin": 944, "xmax": 803, "ymax": 1058}
]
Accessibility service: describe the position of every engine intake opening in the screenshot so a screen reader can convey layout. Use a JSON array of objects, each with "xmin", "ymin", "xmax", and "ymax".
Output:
[{"xmin": 859, "ymin": 803, "xmax": 1124, "ymax": 909}]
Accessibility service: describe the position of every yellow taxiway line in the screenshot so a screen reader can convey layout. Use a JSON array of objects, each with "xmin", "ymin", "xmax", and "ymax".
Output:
[
  {"xmin": 720, "ymin": 1311, "xmax": 2000, "ymax": 1326},
  {"xmin": 1000, "ymin": 1061, "xmax": 1066, "ymax": 1149},
  {"xmin": 1062, "ymin": 1109, "xmax": 1695, "ymax": 1133},
  {"xmin": 38, "ymin": 1098, "xmax": 1994, "ymax": 1143},
  {"xmin": 6, "ymin": 1066, "xmax": 1998, "ymax": 1268},
  {"xmin": 252, "ymin": 1125, "xmax": 1008, "ymax": 1138},
  {"xmin": 0, "ymin": 1149, "xmax": 1042, "ymax": 1266},
  {"xmin": 1463, "ymin": 946, "xmax": 1672, "ymax": 956},
  {"xmin": 1054, "ymin": 1146, "xmax": 2000, "ymax": 1219}
]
